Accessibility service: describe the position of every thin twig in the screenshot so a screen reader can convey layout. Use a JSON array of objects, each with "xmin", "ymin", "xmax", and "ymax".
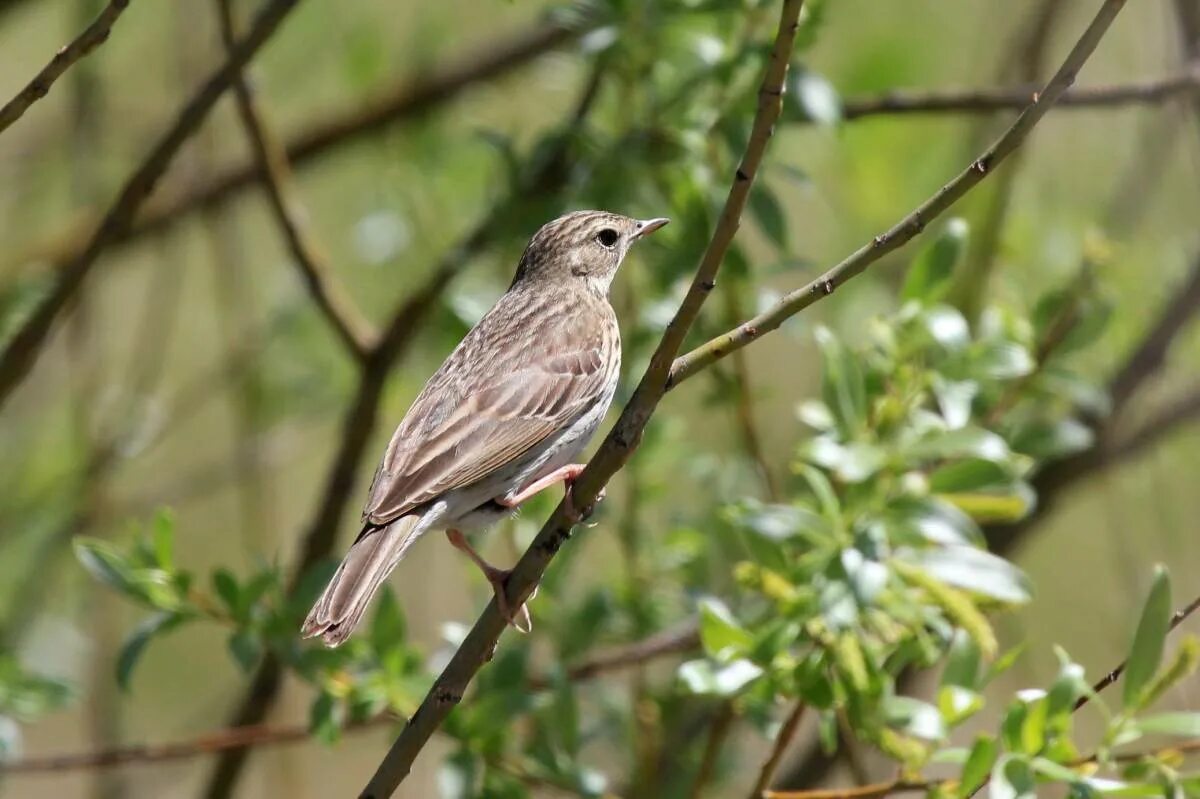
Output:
[
  {"xmin": 1108, "ymin": 252, "xmax": 1200, "ymax": 415},
  {"xmin": 3, "ymin": 17, "xmax": 588, "ymax": 281},
  {"xmin": 0, "ymin": 620, "xmax": 698, "ymax": 774},
  {"xmin": 215, "ymin": 0, "xmax": 374, "ymax": 361},
  {"xmin": 0, "ymin": 0, "xmax": 305, "ymax": 412},
  {"xmin": 358, "ymin": 4, "xmax": 807, "ymax": 795},
  {"xmin": 688, "ymin": 702, "xmax": 737, "ymax": 799},
  {"xmin": 0, "ymin": 0, "xmax": 132, "ymax": 136},
  {"xmin": 668, "ymin": 0, "xmax": 1133, "ymax": 389},
  {"xmin": 841, "ymin": 65, "xmax": 1200, "ymax": 120},
  {"xmin": 10, "ymin": 64, "xmax": 1197, "ymax": 285},
  {"xmin": 746, "ymin": 700, "xmax": 808, "ymax": 799}
]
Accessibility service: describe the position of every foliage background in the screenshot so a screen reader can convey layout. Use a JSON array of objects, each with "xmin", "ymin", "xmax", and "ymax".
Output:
[{"xmin": 0, "ymin": 0, "xmax": 1199, "ymax": 797}]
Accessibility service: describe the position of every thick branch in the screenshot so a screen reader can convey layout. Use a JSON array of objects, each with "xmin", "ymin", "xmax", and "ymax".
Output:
[
  {"xmin": 669, "ymin": 0, "xmax": 1131, "ymax": 388},
  {"xmin": 216, "ymin": 0, "xmax": 375, "ymax": 361},
  {"xmin": 747, "ymin": 701, "xmax": 808, "ymax": 799},
  {"xmin": 0, "ymin": 0, "xmax": 304, "ymax": 412},
  {"xmin": 0, "ymin": 0, "xmax": 132, "ymax": 136},
  {"xmin": 357, "ymin": 3, "xmax": 807, "ymax": 795}
]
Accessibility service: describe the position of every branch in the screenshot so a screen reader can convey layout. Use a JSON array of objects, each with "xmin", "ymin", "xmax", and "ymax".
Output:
[
  {"xmin": 0, "ymin": 0, "xmax": 304, "ymax": 412},
  {"xmin": 3, "ymin": 17, "xmax": 586, "ymax": 280},
  {"xmin": 1107, "ymin": 382, "xmax": 1200, "ymax": 463},
  {"xmin": 357, "ymin": 3, "xmax": 807, "ymax": 795},
  {"xmin": 215, "ymin": 0, "xmax": 374, "ymax": 361},
  {"xmin": 199, "ymin": 64, "xmax": 607, "ymax": 798},
  {"xmin": 688, "ymin": 702, "xmax": 737, "ymax": 799},
  {"xmin": 10, "ymin": 64, "xmax": 1195, "ymax": 285},
  {"xmin": 668, "ymin": 0, "xmax": 1132, "ymax": 388},
  {"xmin": 746, "ymin": 700, "xmax": 808, "ymax": 799},
  {"xmin": 0, "ymin": 0, "xmax": 132, "ymax": 136},
  {"xmin": 0, "ymin": 621, "xmax": 698, "ymax": 774},
  {"xmin": 841, "ymin": 65, "xmax": 1200, "ymax": 120},
  {"xmin": 1107, "ymin": 252, "xmax": 1200, "ymax": 415},
  {"xmin": 767, "ymin": 594, "xmax": 1200, "ymax": 799}
]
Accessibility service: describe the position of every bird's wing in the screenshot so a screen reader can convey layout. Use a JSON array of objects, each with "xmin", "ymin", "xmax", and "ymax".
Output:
[{"xmin": 362, "ymin": 290, "xmax": 616, "ymax": 524}]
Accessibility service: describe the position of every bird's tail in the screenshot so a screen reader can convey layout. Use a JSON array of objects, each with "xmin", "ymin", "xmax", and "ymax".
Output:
[{"xmin": 302, "ymin": 514, "xmax": 426, "ymax": 647}]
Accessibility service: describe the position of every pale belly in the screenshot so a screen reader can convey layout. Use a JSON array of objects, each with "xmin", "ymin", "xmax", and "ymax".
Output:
[{"xmin": 437, "ymin": 379, "xmax": 616, "ymax": 531}]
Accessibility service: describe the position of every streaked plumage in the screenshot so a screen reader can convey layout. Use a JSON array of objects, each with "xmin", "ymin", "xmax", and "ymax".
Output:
[{"xmin": 303, "ymin": 210, "xmax": 668, "ymax": 646}]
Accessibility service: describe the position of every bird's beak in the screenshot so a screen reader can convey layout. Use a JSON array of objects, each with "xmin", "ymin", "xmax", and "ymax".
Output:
[{"xmin": 633, "ymin": 217, "xmax": 670, "ymax": 240}]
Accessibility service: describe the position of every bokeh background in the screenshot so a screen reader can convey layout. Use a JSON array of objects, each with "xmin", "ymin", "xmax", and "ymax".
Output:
[{"xmin": 1, "ymin": 0, "xmax": 1199, "ymax": 797}]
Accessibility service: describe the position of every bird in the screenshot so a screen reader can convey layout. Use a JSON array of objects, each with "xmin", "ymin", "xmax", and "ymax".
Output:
[{"xmin": 302, "ymin": 210, "xmax": 669, "ymax": 646}]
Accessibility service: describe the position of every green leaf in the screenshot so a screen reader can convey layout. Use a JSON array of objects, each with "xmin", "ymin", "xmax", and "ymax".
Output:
[
  {"xmin": 212, "ymin": 570, "xmax": 240, "ymax": 617},
  {"xmin": 991, "ymin": 753, "xmax": 1036, "ymax": 799},
  {"xmin": 908, "ymin": 547, "xmax": 1031, "ymax": 604},
  {"xmin": 902, "ymin": 218, "xmax": 968, "ymax": 303},
  {"xmin": 815, "ymin": 326, "xmax": 867, "ymax": 436},
  {"xmin": 227, "ymin": 630, "xmax": 262, "ymax": 674},
  {"xmin": 928, "ymin": 459, "xmax": 1012, "ymax": 493},
  {"xmin": 1123, "ymin": 566, "xmax": 1171, "ymax": 710},
  {"xmin": 883, "ymin": 695, "xmax": 945, "ymax": 740},
  {"xmin": 1010, "ymin": 419, "xmax": 1095, "ymax": 461},
  {"xmin": 972, "ymin": 341, "xmax": 1035, "ymax": 380},
  {"xmin": 116, "ymin": 612, "xmax": 180, "ymax": 691},
  {"xmin": 787, "ymin": 66, "xmax": 841, "ymax": 125},
  {"xmin": 698, "ymin": 598, "xmax": 753, "ymax": 660},
  {"xmin": 909, "ymin": 427, "xmax": 1011, "ymax": 464},
  {"xmin": 151, "ymin": 510, "xmax": 174, "ymax": 570},
  {"xmin": 677, "ymin": 659, "xmax": 763, "ymax": 697},
  {"xmin": 309, "ymin": 691, "xmax": 342, "ymax": 744},
  {"xmin": 371, "ymin": 588, "xmax": 407, "ymax": 651},
  {"xmin": 1134, "ymin": 712, "xmax": 1200, "ymax": 737},
  {"xmin": 749, "ymin": 183, "xmax": 788, "ymax": 251},
  {"xmin": 959, "ymin": 734, "xmax": 998, "ymax": 798},
  {"xmin": 943, "ymin": 631, "xmax": 982, "ymax": 690},
  {"xmin": 74, "ymin": 537, "xmax": 138, "ymax": 598}
]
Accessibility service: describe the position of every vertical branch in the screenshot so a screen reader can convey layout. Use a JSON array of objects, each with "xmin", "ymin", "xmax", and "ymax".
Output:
[
  {"xmin": 0, "ymin": 0, "xmax": 304, "ymax": 412},
  {"xmin": 215, "ymin": 0, "xmax": 374, "ymax": 362},
  {"xmin": 688, "ymin": 702, "xmax": 737, "ymax": 799}
]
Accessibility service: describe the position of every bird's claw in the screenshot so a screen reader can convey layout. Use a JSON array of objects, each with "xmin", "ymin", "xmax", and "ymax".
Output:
[{"xmin": 484, "ymin": 566, "xmax": 537, "ymax": 634}]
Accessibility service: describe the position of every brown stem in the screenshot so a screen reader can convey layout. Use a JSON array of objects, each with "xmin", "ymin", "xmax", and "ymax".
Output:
[
  {"xmin": 0, "ymin": 0, "xmax": 132, "ymax": 136},
  {"xmin": 668, "ymin": 0, "xmax": 1132, "ymax": 388},
  {"xmin": 688, "ymin": 702, "xmax": 737, "ymax": 799},
  {"xmin": 357, "ymin": 4, "xmax": 808, "ymax": 795},
  {"xmin": 747, "ymin": 701, "xmax": 808, "ymax": 798},
  {"xmin": 0, "ymin": 0, "xmax": 305, "ymax": 412}
]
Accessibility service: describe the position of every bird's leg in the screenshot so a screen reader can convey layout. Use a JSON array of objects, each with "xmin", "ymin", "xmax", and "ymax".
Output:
[
  {"xmin": 445, "ymin": 529, "xmax": 534, "ymax": 633},
  {"xmin": 496, "ymin": 463, "xmax": 605, "ymax": 523}
]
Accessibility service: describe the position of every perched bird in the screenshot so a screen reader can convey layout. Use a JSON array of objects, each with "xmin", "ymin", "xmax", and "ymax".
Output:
[{"xmin": 303, "ymin": 210, "xmax": 668, "ymax": 646}]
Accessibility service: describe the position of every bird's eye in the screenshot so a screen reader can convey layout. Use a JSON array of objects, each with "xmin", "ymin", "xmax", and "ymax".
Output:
[{"xmin": 596, "ymin": 228, "xmax": 619, "ymax": 248}]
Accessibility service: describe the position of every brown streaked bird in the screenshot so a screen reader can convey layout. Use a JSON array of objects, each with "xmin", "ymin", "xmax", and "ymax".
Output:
[{"xmin": 303, "ymin": 210, "xmax": 669, "ymax": 646}]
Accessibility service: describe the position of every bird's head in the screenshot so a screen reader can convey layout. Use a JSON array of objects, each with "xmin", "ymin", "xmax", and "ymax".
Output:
[{"xmin": 512, "ymin": 210, "xmax": 669, "ymax": 294}]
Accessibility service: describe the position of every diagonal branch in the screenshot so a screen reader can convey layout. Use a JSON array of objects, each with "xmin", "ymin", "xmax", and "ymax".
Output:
[
  {"xmin": 0, "ymin": 0, "xmax": 133, "ymax": 136},
  {"xmin": 0, "ymin": 0, "xmax": 305, "ymax": 412},
  {"xmin": 3, "ymin": 17, "xmax": 589, "ymax": 281},
  {"xmin": 199, "ymin": 63, "xmax": 607, "ymax": 799},
  {"xmin": 358, "ymin": 3, "xmax": 807, "ymax": 795},
  {"xmin": 215, "ymin": 0, "xmax": 374, "ymax": 361},
  {"xmin": 668, "ymin": 0, "xmax": 1132, "ymax": 389},
  {"xmin": 1107, "ymin": 252, "xmax": 1200, "ymax": 415},
  {"xmin": 0, "ymin": 619, "xmax": 698, "ymax": 774},
  {"xmin": 9, "ymin": 65, "xmax": 1197, "ymax": 287}
]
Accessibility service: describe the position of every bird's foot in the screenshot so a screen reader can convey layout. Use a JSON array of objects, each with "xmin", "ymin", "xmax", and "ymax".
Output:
[{"xmin": 481, "ymin": 565, "xmax": 537, "ymax": 634}]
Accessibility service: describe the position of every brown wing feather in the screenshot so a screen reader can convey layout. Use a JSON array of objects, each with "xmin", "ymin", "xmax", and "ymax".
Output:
[{"xmin": 362, "ymin": 286, "xmax": 616, "ymax": 524}]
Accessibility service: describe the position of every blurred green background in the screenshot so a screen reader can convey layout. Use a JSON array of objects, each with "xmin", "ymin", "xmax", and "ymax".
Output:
[{"xmin": 1, "ymin": 0, "xmax": 1198, "ymax": 797}]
